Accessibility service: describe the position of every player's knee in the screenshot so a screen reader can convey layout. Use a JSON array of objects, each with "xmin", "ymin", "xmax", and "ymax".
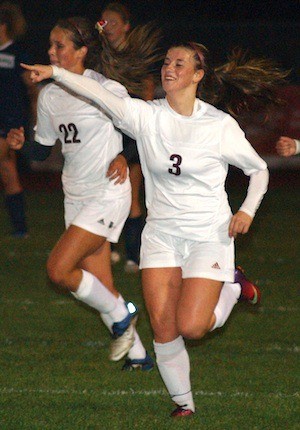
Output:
[
  {"xmin": 150, "ymin": 314, "xmax": 175, "ymax": 340},
  {"xmin": 47, "ymin": 258, "xmax": 67, "ymax": 286},
  {"xmin": 178, "ymin": 320, "xmax": 210, "ymax": 340}
]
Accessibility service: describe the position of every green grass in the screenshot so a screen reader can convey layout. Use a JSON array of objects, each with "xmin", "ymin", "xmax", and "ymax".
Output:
[{"xmin": 0, "ymin": 171, "xmax": 299, "ymax": 429}]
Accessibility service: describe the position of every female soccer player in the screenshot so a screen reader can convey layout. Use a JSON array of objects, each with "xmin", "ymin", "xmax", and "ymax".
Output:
[
  {"xmin": 16, "ymin": 42, "xmax": 287, "ymax": 416},
  {"xmin": 7, "ymin": 16, "xmax": 153, "ymax": 371}
]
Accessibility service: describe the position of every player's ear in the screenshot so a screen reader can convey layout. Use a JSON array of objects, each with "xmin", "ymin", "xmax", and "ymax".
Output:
[
  {"xmin": 78, "ymin": 46, "xmax": 88, "ymax": 59},
  {"xmin": 193, "ymin": 69, "xmax": 204, "ymax": 84}
]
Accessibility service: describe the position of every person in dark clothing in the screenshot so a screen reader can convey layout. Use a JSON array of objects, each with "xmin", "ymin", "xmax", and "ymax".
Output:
[{"xmin": 0, "ymin": 2, "xmax": 38, "ymax": 237}]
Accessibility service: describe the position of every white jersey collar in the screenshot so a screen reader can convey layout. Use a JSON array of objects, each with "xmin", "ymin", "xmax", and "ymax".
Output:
[{"xmin": 164, "ymin": 98, "xmax": 206, "ymax": 120}]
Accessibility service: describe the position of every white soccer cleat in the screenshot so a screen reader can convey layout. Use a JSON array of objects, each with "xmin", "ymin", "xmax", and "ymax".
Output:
[{"xmin": 109, "ymin": 312, "xmax": 138, "ymax": 362}]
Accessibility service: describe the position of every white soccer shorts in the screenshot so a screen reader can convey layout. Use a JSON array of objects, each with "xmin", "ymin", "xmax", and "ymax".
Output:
[
  {"xmin": 64, "ymin": 194, "xmax": 131, "ymax": 243},
  {"xmin": 140, "ymin": 224, "xmax": 235, "ymax": 282}
]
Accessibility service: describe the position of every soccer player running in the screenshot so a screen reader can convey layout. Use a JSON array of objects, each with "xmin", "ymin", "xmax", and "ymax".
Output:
[
  {"xmin": 16, "ymin": 42, "xmax": 287, "ymax": 416},
  {"xmin": 7, "ymin": 17, "xmax": 153, "ymax": 371}
]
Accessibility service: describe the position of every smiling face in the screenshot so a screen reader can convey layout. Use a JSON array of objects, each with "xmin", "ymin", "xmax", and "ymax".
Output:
[
  {"xmin": 101, "ymin": 10, "xmax": 130, "ymax": 49},
  {"xmin": 161, "ymin": 47, "xmax": 204, "ymax": 96},
  {"xmin": 48, "ymin": 26, "xmax": 86, "ymax": 74}
]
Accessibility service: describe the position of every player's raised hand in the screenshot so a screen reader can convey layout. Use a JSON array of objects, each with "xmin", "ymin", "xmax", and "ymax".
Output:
[
  {"xmin": 7, "ymin": 127, "xmax": 26, "ymax": 150},
  {"xmin": 229, "ymin": 210, "xmax": 253, "ymax": 238},
  {"xmin": 20, "ymin": 63, "xmax": 53, "ymax": 83}
]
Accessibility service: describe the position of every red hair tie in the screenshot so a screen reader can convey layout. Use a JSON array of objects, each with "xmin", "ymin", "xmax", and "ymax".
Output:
[{"xmin": 95, "ymin": 20, "xmax": 107, "ymax": 34}]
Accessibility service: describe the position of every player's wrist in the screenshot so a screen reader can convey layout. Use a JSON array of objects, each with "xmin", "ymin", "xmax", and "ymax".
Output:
[{"xmin": 294, "ymin": 139, "xmax": 300, "ymax": 155}]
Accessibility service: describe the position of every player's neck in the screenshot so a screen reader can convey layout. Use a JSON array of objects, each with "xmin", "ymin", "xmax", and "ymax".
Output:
[{"xmin": 166, "ymin": 93, "xmax": 196, "ymax": 117}]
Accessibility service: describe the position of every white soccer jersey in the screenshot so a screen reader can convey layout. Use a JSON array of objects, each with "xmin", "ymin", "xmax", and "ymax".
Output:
[
  {"xmin": 115, "ymin": 98, "xmax": 267, "ymax": 242},
  {"xmin": 35, "ymin": 69, "xmax": 131, "ymax": 200},
  {"xmin": 52, "ymin": 68, "xmax": 268, "ymax": 242}
]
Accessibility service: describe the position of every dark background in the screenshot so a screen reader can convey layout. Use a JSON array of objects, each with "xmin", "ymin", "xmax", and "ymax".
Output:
[{"xmin": 7, "ymin": 0, "xmax": 300, "ymax": 83}]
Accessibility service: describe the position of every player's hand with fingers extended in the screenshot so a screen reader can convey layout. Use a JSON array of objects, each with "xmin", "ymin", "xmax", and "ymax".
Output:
[
  {"xmin": 276, "ymin": 136, "xmax": 296, "ymax": 157},
  {"xmin": 7, "ymin": 127, "xmax": 26, "ymax": 150},
  {"xmin": 229, "ymin": 210, "xmax": 253, "ymax": 238},
  {"xmin": 20, "ymin": 63, "xmax": 53, "ymax": 83},
  {"xmin": 106, "ymin": 154, "xmax": 128, "ymax": 184}
]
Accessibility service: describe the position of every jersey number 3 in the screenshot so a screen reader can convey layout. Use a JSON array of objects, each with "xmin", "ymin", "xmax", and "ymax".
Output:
[
  {"xmin": 59, "ymin": 123, "xmax": 81, "ymax": 144},
  {"xmin": 168, "ymin": 154, "xmax": 182, "ymax": 176}
]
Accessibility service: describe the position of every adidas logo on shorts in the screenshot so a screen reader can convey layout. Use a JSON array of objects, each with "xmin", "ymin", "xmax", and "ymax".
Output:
[{"xmin": 211, "ymin": 262, "xmax": 220, "ymax": 269}]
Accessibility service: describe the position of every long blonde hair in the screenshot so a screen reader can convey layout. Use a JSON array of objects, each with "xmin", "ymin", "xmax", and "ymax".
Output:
[{"xmin": 180, "ymin": 42, "xmax": 289, "ymax": 117}]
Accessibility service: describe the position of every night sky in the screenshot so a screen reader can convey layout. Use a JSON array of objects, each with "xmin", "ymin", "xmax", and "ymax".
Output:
[{"xmin": 5, "ymin": 0, "xmax": 300, "ymax": 82}]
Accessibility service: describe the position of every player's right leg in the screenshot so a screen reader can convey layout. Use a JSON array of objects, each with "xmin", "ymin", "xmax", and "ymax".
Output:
[{"xmin": 47, "ymin": 225, "xmax": 139, "ymax": 361}]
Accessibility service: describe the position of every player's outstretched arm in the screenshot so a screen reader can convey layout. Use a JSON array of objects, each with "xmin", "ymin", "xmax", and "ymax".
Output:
[{"xmin": 20, "ymin": 63, "xmax": 53, "ymax": 83}]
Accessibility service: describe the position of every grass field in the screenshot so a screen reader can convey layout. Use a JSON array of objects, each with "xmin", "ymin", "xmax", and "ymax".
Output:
[{"xmin": 0, "ymin": 170, "xmax": 299, "ymax": 430}]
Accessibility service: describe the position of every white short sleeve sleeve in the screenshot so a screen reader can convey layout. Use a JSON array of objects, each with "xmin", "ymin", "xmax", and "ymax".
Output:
[{"xmin": 34, "ymin": 86, "xmax": 58, "ymax": 146}]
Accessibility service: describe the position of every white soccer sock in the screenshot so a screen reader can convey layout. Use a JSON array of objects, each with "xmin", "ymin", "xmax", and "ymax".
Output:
[
  {"xmin": 154, "ymin": 336, "xmax": 195, "ymax": 412},
  {"xmin": 211, "ymin": 281, "xmax": 241, "ymax": 330},
  {"xmin": 100, "ymin": 295, "xmax": 129, "ymax": 330},
  {"xmin": 72, "ymin": 270, "xmax": 127, "ymax": 321},
  {"xmin": 127, "ymin": 330, "xmax": 147, "ymax": 360}
]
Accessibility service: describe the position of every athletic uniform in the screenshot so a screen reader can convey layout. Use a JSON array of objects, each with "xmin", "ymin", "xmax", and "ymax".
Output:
[
  {"xmin": 51, "ymin": 67, "xmax": 268, "ymax": 279},
  {"xmin": 50, "ymin": 65, "xmax": 268, "ymax": 415},
  {"xmin": 35, "ymin": 69, "xmax": 131, "ymax": 241}
]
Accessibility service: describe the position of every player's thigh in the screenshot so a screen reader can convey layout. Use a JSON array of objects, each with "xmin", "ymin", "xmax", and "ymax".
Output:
[
  {"xmin": 177, "ymin": 278, "xmax": 223, "ymax": 338},
  {"xmin": 142, "ymin": 267, "xmax": 182, "ymax": 342},
  {"xmin": 48, "ymin": 225, "xmax": 107, "ymax": 273},
  {"xmin": 0, "ymin": 151, "xmax": 21, "ymax": 191}
]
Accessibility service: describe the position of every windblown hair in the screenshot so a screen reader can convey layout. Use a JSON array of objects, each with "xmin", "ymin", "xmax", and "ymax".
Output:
[
  {"xmin": 0, "ymin": 1, "xmax": 27, "ymax": 40},
  {"xmin": 54, "ymin": 17, "xmax": 162, "ymax": 98},
  {"xmin": 180, "ymin": 43, "xmax": 289, "ymax": 117},
  {"xmin": 99, "ymin": 21, "xmax": 163, "ymax": 97}
]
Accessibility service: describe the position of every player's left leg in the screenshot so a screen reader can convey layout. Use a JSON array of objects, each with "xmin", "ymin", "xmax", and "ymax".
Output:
[
  {"xmin": 82, "ymin": 241, "xmax": 153, "ymax": 369},
  {"xmin": 0, "ymin": 150, "xmax": 27, "ymax": 237}
]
